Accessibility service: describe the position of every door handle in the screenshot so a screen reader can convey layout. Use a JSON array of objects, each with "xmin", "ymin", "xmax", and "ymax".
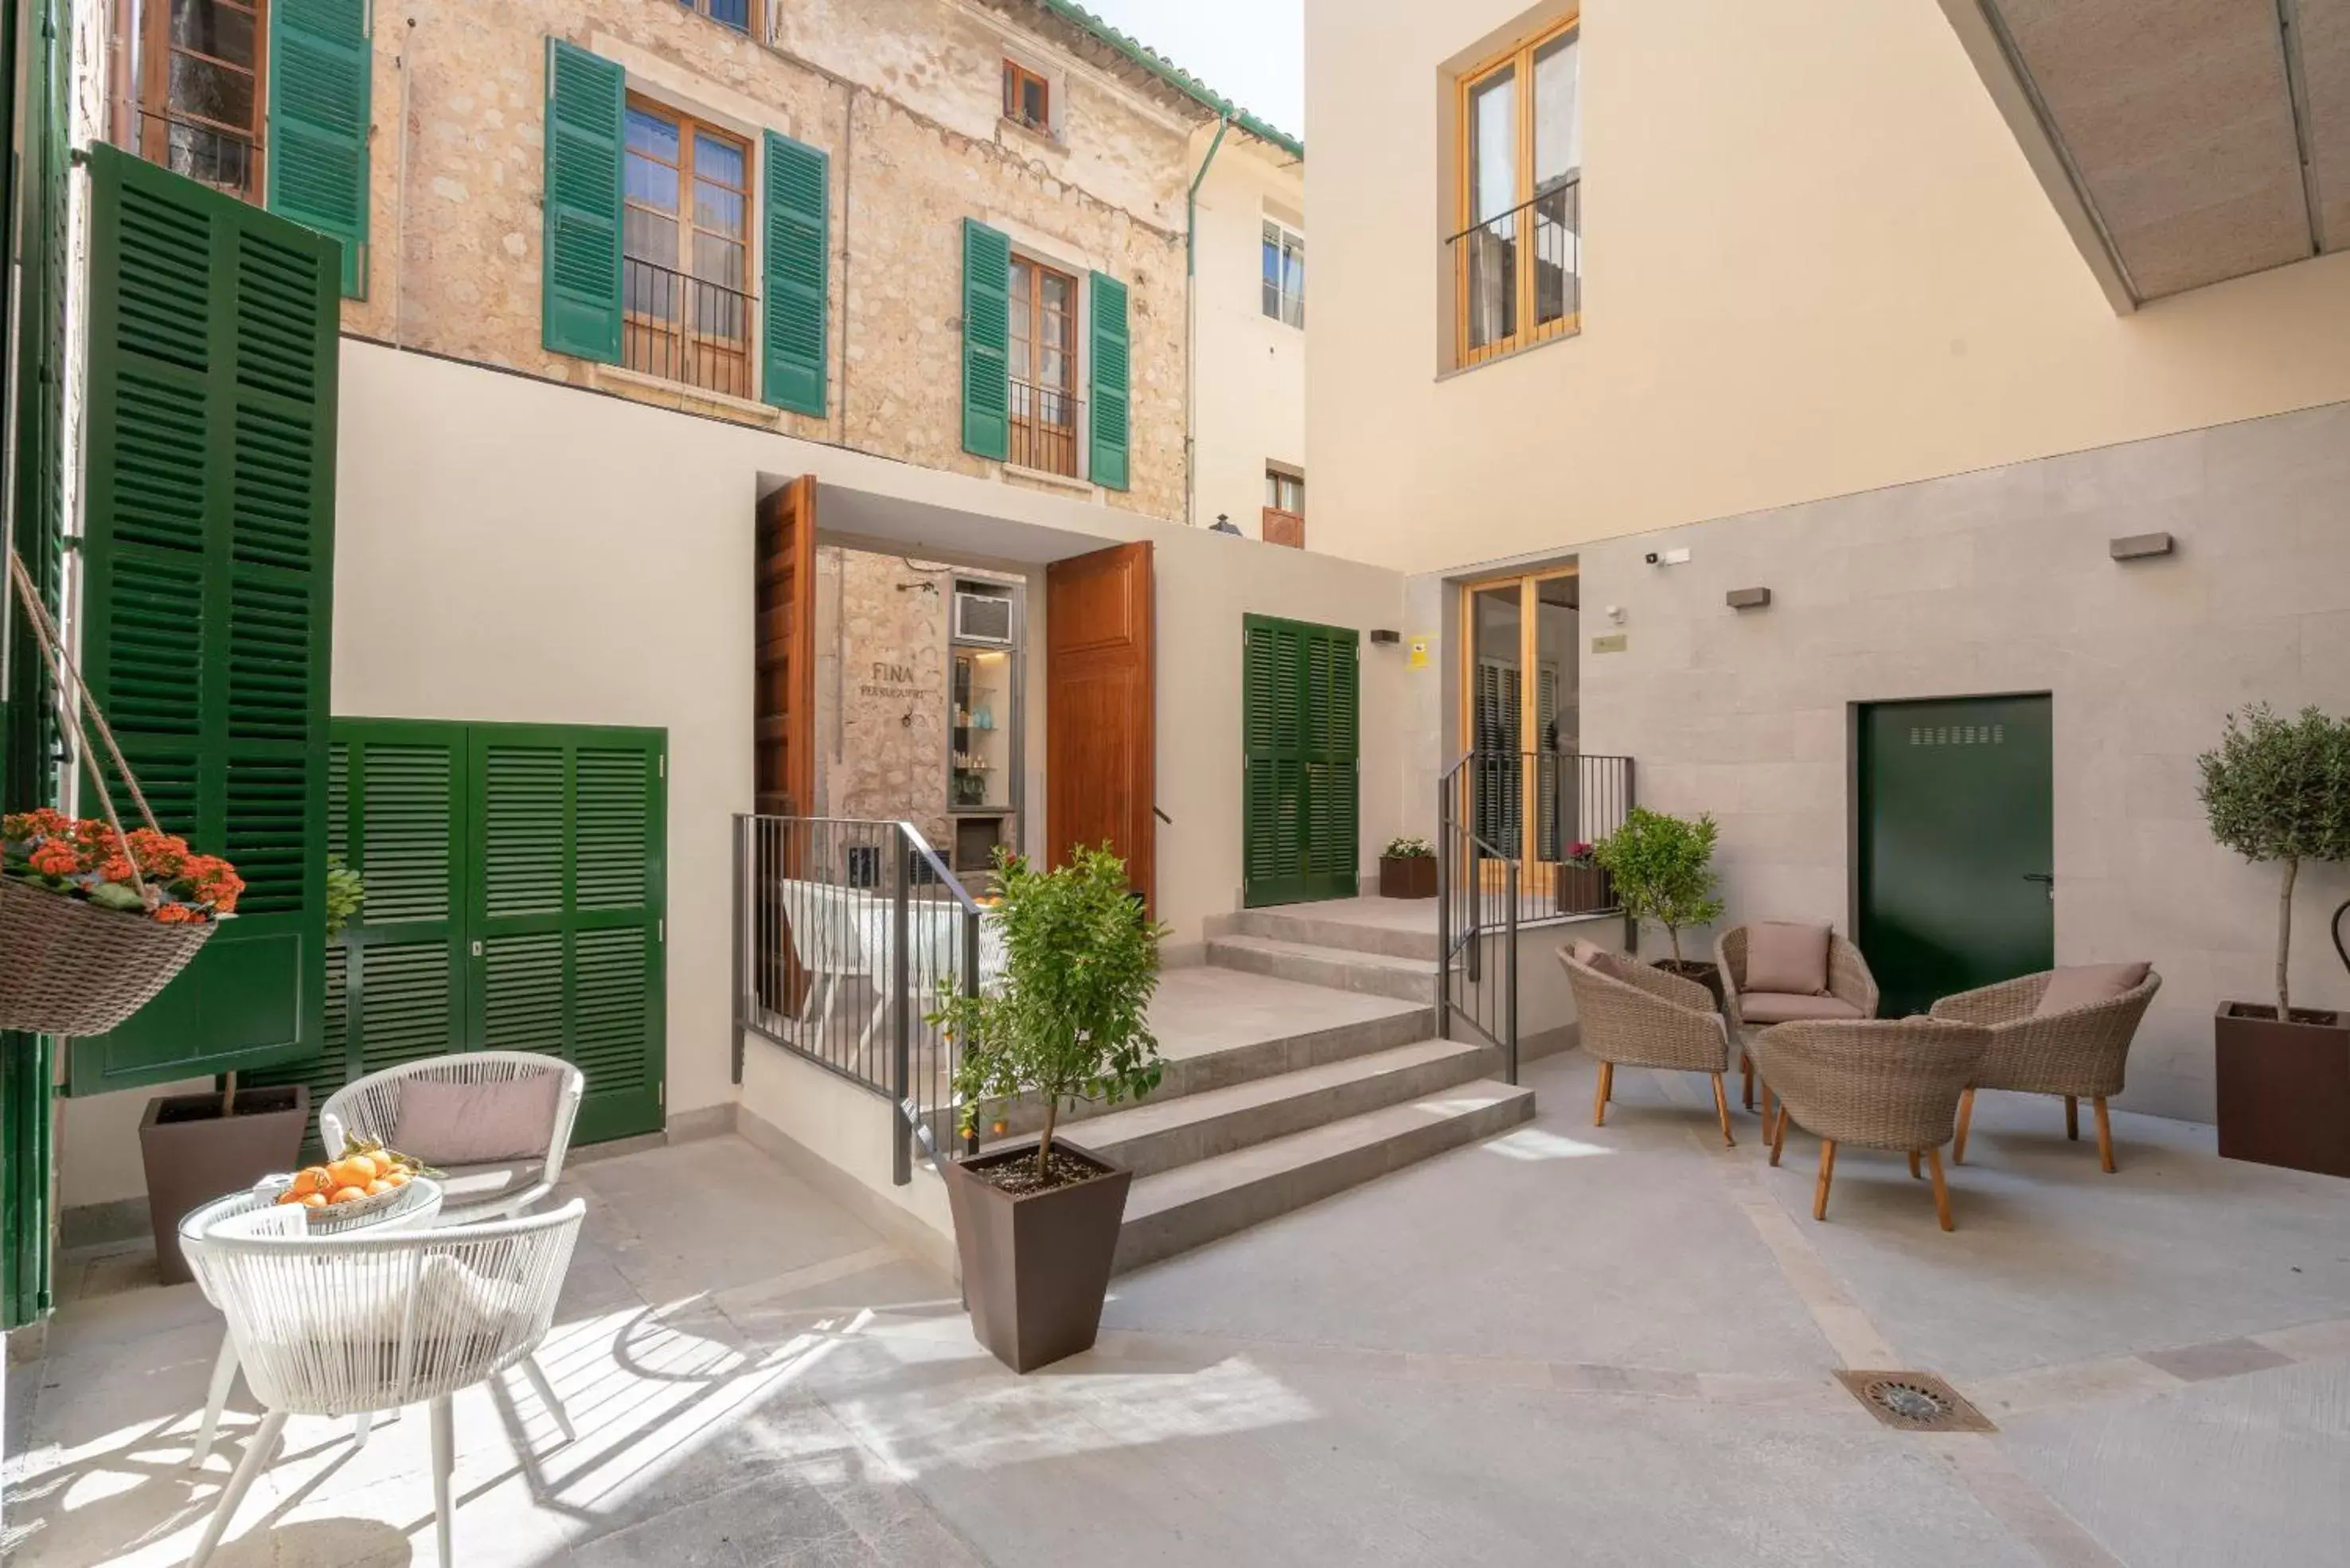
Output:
[{"xmin": 2024, "ymin": 872, "xmax": 2053, "ymax": 903}]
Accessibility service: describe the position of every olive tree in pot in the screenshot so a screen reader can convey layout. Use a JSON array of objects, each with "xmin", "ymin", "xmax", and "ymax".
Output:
[
  {"xmin": 2200, "ymin": 704, "xmax": 2350, "ymax": 1176},
  {"xmin": 934, "ymin": 844, "xmax": 1165, "ymax": 1372},
  {"xmin": 1594, "ymin": 808, "xmax": 1727, "ymax": 1006}
]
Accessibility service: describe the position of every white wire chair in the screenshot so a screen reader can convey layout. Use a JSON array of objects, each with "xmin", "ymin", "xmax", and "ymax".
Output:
[
  {"xmin": 320, "ymin": 1051, "xmax": 585, "ymax": 1223},
  {"xmin": 178, "ymin": 1199, "xmax": 586, "ymax": 1568}
]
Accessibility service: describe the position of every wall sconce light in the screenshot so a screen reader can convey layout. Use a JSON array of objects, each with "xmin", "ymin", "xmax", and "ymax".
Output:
[
  {"xmin": 1725, "ymin": 587, "xmax": 1772, "ymax": 610},
  {"xmin": 2110, "ymin": 532, "xmax": 2175, "ymax": 561}
]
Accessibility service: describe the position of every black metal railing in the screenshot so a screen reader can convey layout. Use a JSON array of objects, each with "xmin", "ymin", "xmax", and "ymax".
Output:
[
  {"xmin": 1449, "ymin": 177, "xmax": 1580, "ymax": 363},
  {"xmin": 131, "ymin": 107, "xmax": 260, "ymax": 199},
  {"xmin": 732, "ymin": 816, "xmax": 990, "ymax": 1184},
  {"xmin": 625, "ymin": 255, "xmax": 755, "ymax": 400},
  {"xmin": 1009, "ymin": 376, "xmax": 1079, "ymax": 477}
]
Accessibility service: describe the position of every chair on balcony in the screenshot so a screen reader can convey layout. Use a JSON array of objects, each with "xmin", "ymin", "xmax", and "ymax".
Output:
[
  {"xmin": 1716, "ymin": 923, "xmax": 1881, "ymax": 1117},
  {"xmin": 1928, "ymin": 963, "xmax": 2160, "ymax": 1172},
  {"xmin": 321, "ymin": 1051, "xmax": 585, "ymax": 1223},
  {"xmin": 1556, "ymin": 940, "xmax": 1736, "ymax": 1146},
  {"xmin": 1751, "ymin": 1018, "xmax": 1990, "ymax": 1231},
  {"xmin": 180, "ymin": 1200, "xmax": 586, "ymax": 1568}
]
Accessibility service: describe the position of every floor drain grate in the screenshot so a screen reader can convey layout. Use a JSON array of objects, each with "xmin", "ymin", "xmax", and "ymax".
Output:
[{"xmin": 1833, "ymin": 1370, "xmax": 1995, "ymax": 1433}]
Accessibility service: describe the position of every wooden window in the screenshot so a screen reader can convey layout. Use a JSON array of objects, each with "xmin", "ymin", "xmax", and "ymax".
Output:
[
  {"xmin": 139, "ymin": 0, "xmax": 268, "ymax": 199},
  {"xmin": 681, "ymin": 0, "xmax": 757, "ymax": 33},
  {"xmin": 1261, "ymin": 220, "xmax": 1305, "ymax": 326},
  {"xmin": 1453, "ymin": 14, "xmax": 1581, "ymax": 366},
  {"xmin": 1263, "ymin": 468, "xmax": 1305, "ymax": 548},
  {"xmin": 1008, "ymin": 254, "xmax": 1079, "ymax": 476},
  {"xmin": 623, "ymin": 99, "xmax": 754, "ymax": 398},
  {"xmin": 1003, "ymin": 59, "xmax": 1052, "ymax": 135}
]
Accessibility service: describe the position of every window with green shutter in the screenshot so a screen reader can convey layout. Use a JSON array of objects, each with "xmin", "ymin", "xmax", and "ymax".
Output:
[
  {"xmin": 1242, "ymin": 615, "xmax": 1359, "ymax": 907},
  {"xmin": 761, "ymin": 130, "xmax": 827, "ymax": 415},
  {"xmin": 267, "ymin": 0, "xmax": 372, "ymax": 299},
  {"xmin": 543, "ymin": 40, "xmax": 626, "ymax": 363},
  {"xmin": 1087, "ymin": 271, "xmax": 1130, "ymax": 491},
  {"xmin": 71, "ymin": 145, "xmax": 339, "ymax": 1097},
  {"xmin": 962, "ymin": 218, "xmax": 1011, "ymax": 459}
]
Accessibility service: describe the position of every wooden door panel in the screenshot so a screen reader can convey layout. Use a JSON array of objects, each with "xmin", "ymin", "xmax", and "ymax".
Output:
[
  {"xmin": 1047, "ymin": 540, "xmax": 1154, "ymax": 908},
  {"xmin": 755, "ymin": 477, "xmax": 816, "ymax": 818}
]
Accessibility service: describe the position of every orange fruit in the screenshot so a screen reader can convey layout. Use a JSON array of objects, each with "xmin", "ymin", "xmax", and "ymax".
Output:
[
  {"xmin": 299, "ymin": 1192, "xmax": 327, "ymax": 1209},
  {"xmin": 275, "ymin": 1189, "xmax": 301, "ymax": 1206},
  {"xmin": 382, "ymin": 1169, "xmax": 412, "ymax": 1188},
  {"xmin": 364, "ymin": 1177, "xmax": 394, "ymax": 1196},
  {"xmin": 291, "ymin": 1166, "xmax": 332, "ymax": 1197},
  {"xmin": 326, "ymin": 1156, "xmax": 375, "ymax": 1189},
  {"xmin": 327, "ymin": 1185, "xmax": 368, "ymax": 1204}
]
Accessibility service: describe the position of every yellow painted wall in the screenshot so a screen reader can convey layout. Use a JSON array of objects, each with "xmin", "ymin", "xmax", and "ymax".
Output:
[{"xmin": 1304, "ymin": 0, "xmax": 2350, "ymax": 575}]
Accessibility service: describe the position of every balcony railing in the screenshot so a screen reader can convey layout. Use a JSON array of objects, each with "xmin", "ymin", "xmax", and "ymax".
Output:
[
  {"xmin": 132, "ymin": 107, "xmax": 260, "ymax": 200},
  {"xmin": 1261, "ymin": 506, "xmax": 1304, "ymax": 548},
  {"xmin": 623, "ymin": 255, "xmax": 755, "ymax": 400},
  {"xmin": 1009, "ymin": 376, "xmax": 1079, "ymax": 478},
  {"xmin": 1449, "ymin": 177, "xmax": 1581, "ymax": 366}
]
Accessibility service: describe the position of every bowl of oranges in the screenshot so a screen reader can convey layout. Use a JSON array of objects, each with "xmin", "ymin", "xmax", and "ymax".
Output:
[{"xmin": 260, "ymin": 1137, "xmax": 439, "ymax": 1225}]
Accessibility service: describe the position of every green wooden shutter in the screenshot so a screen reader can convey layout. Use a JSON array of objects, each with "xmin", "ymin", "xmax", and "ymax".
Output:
[
  {"xmin": 72, "ymin": 145, "xmax": 338, "ymax": 1096},
  {"xmin": 267, "ymin": 0, "xmax": 371, "ymax": 299},
  {"xmin": 760, "ymin": 131, "xmax": 827, "ymax": 415},
  {"xmin": 961, "ymin": 218, "xmax": 1010, "ymax": 459},
  {"xmin": 542, "ymin": 40, "xmax": 624, "ymax": 363},
  {"xmin": 1242, "ymin": 616, "xmax": 1358, "ymax": 907},
  {"xmin": 468, "ymin": 726, "xmax": 666, "ymax": 1145},
  {"xmin": 1087, "ymin": 271, "xmax": 1130, "ymax": 491}
]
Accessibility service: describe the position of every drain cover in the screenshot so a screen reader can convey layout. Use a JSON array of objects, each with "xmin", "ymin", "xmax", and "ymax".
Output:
[{"xmin": 1833, "ymin": 1370, "xmax": 1995, "ymax": 1433}]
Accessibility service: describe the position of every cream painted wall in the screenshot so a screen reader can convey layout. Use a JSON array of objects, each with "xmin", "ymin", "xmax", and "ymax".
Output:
[
  {"xmin": 1191, "ymin": 132, "xmax": 1307, "ymax": 539},
  {"xmin": 1304, "ymin": 0, "xmax": 2350, "ymax": 576}
]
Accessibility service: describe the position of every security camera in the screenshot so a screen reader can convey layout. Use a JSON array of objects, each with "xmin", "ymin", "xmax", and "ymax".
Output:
[{"xmin": 1643, "ymin": 551, "xmax": 1660, "ymax": 565}]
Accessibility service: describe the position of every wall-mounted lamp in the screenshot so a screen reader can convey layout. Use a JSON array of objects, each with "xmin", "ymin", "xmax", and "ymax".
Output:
[
  {"xmin": 2110, "ymin": 532, "xmax": 2175, "ymax": 561},
  {"xmin": 1725, "ymin": 587, "xmax": 1772, "ymax": 610}
]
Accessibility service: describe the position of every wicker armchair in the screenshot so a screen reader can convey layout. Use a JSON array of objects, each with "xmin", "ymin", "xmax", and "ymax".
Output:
[
  {"xmin": 1557, "ymin": 948, "xmax": 1736, "ymax": 1145},
  {"xmin": 1930, "ymin": 968, "xmax": 2161, "ymax": 1172},
  {"xmin": 1716, "ymin": 925, "xmax": 1880, "ymax": 1118},
  {"xmin": 320, "ymin": 1050, "xmax": 584, "ymax": 1223},
  {"xmin": 1750, "ymin": 1017, "xmax": 1989, "ymax": 1231}
]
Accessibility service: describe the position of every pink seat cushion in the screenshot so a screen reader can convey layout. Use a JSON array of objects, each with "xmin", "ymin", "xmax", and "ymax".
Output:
[
  {"xmin": 1743, "ymin": 922, "xmax": 1833, "ymax": 996},
  {"xmin": 392, "ymin": 1071, "xmax": 563, "ymax": 1167},
  {"xmin": 1739, "ymin": 992, "xmax": 1864, "ymax": 1024},
  {"xmin": 1564, "ymin": 938, "xmax": 1617, "ymax": 975},
  {"xmin": 2033, "ymin": 962, "xmax": 2152, "ymax": 1017}
]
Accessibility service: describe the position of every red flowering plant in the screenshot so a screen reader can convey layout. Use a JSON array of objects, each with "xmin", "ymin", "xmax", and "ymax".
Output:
[
  {"xmin": 2, "ymin": 809, "xmax": 242, "ymax": 922},
  {"xmin": 1566, "ymin": 841, "xmax": 1598, "ymax": 868}
]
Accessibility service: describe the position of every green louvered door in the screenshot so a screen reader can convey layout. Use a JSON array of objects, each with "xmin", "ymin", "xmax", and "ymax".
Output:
[
  {"xmin": 1243, "ymin": 616, "xmax": 1359, "ymax": 907},
  {"xmin": 962, "ymin": 218, "xmax": 1010, "ymax": 458},
  {"xmin": 542, "ymin": 40, "xmax": 625, "ymax": 362},
  {"xmin": 72, "ymin": 145, "xmax": 338, "ymax": 1096},
  {"xmin": 1087, "ymin": 271, "xmax": 1130, "ymax": 491},
  {"xmin": 469, "ymin": 727, "xmax": 666, "ymax": 1145},
  {"xmin": 760, "ymin": 131, "xmax": 826, "ymax": 415},
  {"xmin": 267, "ymin": 0, "xmax": 371, "ymax": 298}
]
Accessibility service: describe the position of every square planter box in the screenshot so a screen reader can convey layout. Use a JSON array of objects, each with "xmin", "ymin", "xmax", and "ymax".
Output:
[
  {"xmin": 1379, "ymin": 855, "xmax": 1437, "ymax": 899},
  {"xmin": 944, "ymin": 1140, "xmax": 1130, "ymax": 1373},
  {"xmin": 1556, "ymin": 864, "xmax": 1610, "ymax": 915},
  {"xmin": 2215, "ymin": 1004, "xmax": 2350, "ymax": 1179},
  {"xmin": 140, "ymin": 1085, "xmax": 309, "ymax": 1285}
]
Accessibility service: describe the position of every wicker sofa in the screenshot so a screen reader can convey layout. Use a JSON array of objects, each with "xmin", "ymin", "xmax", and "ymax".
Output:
[
  {"xmin": 1557, "ymin": 942, "xmax": 1736, "ymax": 1146},
  {"xmin": 1929, "ymin": 966, "xmax": 2161, "ymax": 1172}
]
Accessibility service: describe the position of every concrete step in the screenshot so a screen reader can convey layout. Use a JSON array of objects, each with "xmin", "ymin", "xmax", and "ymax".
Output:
[
  {"xmin": 1114, "ymin": 1079, "xmax": 1536, "ymax": 1274},
  {"xmin": 1048, "ymin": 1037, "xmax": 1498, "ymax": 1178},
  {"xmin": 1218, "ymin": 906, "xmax": 1439, "ymax": 962},
  {"xmin": 1205, "ymin": 933, "xmax": 1438, "ymax": 1003}
]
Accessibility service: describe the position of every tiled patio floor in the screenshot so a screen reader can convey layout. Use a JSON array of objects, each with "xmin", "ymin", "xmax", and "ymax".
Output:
[{"xmin": 7, "ymin": 1047, "xmax": 2348, "ymax": 1566}]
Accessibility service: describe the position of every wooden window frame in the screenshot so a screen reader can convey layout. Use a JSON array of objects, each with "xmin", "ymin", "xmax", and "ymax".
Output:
[
  {"xmin": 1003, "ymin": 58, "xmax": 1053, "ymax": 136},
  {"xmin": 1455, "ymin": 564, "xmax": 1579, "ymax": 866},
  {"xmin": 622, "ymin": 96, "xmax": 755, "ymax": 397},
  {"xmin": 680, "ymin": 0, "xmax": 762, "ymax": 36},
  {"xmin": 1452, "ymin": 11, "xmax": 1581, "ymax": 368},
  {"xmin": 137, "ymin": 0, "xmax": 270, "ymax": 201},
  {"xmin": 1008, "ymin": 252, "xmax": 1081, "ymax": 478}
]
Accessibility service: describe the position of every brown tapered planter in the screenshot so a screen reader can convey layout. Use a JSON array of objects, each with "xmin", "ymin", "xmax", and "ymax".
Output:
[
  {"xmin": 1655, "ymin": 958, "xmax": 1725, "ymax": 1012},
  {"xmin": 139, "ymin": 1085, "xmax": 308, "ymax": 1285},
  {"xmin": 944, "ymin": 1140, "xmax": 1131, "ymax": 1373},
  {"xmin": 1379, "ymin": 855, "xmax": 1436, "ymax": 899},
  {"xmin": 2215, "ymin": 1004, "xmax": 2350, "ymax": 1178}
]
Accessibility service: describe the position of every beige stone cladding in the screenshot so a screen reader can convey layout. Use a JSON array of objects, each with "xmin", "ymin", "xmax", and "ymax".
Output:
[
  {"xmin": 813, "ymin": 546, "xmax": 954, "ymax": 849},
  {"xmin": 351, "ymin": 0, "xmax": 1185, "ymax": 521}
]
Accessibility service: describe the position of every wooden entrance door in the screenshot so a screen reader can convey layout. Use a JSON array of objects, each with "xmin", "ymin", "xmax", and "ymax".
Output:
[
  {"xmin": 755, "ymin": 477, "xmax": 815, "ymax": 817},
  {"xmin": 1046, "ymin": 540, "xmax": 1154, "ymax": 908},
  {"xmin": 1856, "ymin": 695, "xmax": 2055, "ymax": 1019}
]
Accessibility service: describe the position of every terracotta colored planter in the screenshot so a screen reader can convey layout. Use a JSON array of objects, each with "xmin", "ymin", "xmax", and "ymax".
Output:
[
  {"xmin": 139, "ymin": 1086, "xmax": 308, "ymax": 1285},
  {"xmin": 1379, "ymin": 855, "xmax": 1437, "ymax": 899},
  {"xmin": 945, "ymin": 1140, "xmax": 1130, "ymax": 1373},
  {"xmin": 2215, "ymin": 1003, "xmax": 2350, "ymax": 1178}
]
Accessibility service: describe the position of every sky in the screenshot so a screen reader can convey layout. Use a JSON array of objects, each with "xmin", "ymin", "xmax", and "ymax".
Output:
[{"xmin": 1073, "ymin": 0, "xmax": 1306, "ymax": 141}]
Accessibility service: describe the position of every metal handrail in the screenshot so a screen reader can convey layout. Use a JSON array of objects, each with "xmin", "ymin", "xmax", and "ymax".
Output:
[
  {"xmin": 623, "ymin": 255, "xmax": 756, "ymax": 399},
  {"xmin": 1443, "ymin": 177, "xmax": 1582, "ymax": 248}
]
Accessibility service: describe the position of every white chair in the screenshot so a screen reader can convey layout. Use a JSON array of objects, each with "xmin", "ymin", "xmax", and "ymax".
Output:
[
  {"xmin": 180, "ymin": 1200, "xmax": 586, "ymax": 1568},
  {"xmin": 775, "ymin": 878, "xmax": 872, "ymax": 1041},
  {"xmin": 321, "ymin": 1051, "xmax": 585, "ymax": 1222}
]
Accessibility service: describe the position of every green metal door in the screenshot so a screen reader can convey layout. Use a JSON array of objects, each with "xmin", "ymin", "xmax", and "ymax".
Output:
[
  {"xmin": 1243, "ymin": 615, "xmax": 1359, "ymax": 907},
  {"xmin": 1856, "ymin": 695, "xmax": 2054, "ymax": 1019}
]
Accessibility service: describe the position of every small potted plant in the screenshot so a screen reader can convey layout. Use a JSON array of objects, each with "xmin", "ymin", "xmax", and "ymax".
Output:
[
  {"xmin": 2200, "ymin": 704, "xmax": 2350, "ymax": 1176},
  {"xmin": 1593, "ymin": 808, "xmax": 1726, "ymax": 1004},
  {"xmin": 1379, "ymin": 835, "xmax": 1437, "ymax": 899},
  {"xmin": 934, "ymin": 844, "xmax": 1165, "ymax": 1372},
  {"xmin": 1558, "ymin": 839, "xmax": 1609, "ymax": 915}
]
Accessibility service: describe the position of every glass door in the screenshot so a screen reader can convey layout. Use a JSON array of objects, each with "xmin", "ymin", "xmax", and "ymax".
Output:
[{"xmin": 1459, "ymin": 568, "xmax": 1579, "ymax": 874}]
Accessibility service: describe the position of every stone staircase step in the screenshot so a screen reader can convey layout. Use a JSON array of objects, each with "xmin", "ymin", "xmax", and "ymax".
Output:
[
  {"xmin": 1047, "ymin": 1038, "xmax": 1497, "ymax": 1177},
  {"xmin": 1113, "ymin": 1079, "xmax": 1536, "ymax": 1274},
  {"xmin": 1218, "ymin": 907, "xmax": 1440, "ymax": 962},
  {"xmin": 1204, "ymin": 934, "xmax": 1438, "ymax": 1003}
]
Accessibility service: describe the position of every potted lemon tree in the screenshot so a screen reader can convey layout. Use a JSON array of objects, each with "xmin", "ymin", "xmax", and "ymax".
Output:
[
  {"xmin": 934, "ymin": 844, "xmax": 1163, "ymax": 1372},
  {"xmin": 1594, "ymin": 808, "xmax": 1727, "ymax": 1004}
]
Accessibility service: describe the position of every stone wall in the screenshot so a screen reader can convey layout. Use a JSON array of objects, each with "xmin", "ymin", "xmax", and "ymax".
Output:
[
  {"xmin": 814, "ymin": 546, "xmax": 954, "ymax": 849},
  {"xmin": 349, "ymin": 0, "xmax": 1188, "ymax": 521}
]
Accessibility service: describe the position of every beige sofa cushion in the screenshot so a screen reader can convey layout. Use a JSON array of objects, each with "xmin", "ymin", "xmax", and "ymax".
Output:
[
  {"xmin": 1739, "ymin": 991, "xmax": 1864, "ymax": 1024},
  {"xmin": 1744, "ymin": 922, "xmax": 1832, "ymax": 996},
  {"xmin": 2033, "ymin": 962, "xmax": 2152, "ymax": 1017},
  {"xmin": 1565, "ymin": 938, "xmax": 1618, "ymax": 974},
  {"xmin": 392, "ymin": 1072, "xmax": 561, "ymax": 1166}
]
